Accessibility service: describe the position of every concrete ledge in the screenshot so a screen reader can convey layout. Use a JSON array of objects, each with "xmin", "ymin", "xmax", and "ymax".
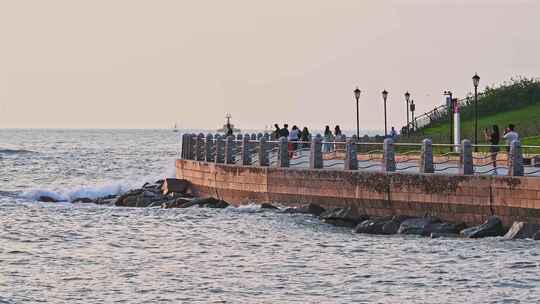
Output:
[{"xmin": 176, "ymin": 159, "xmax": 540, "ymax": 226}]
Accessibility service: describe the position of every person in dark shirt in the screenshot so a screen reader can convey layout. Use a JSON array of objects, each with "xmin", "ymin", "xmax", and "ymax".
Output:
[
  {"xmin": 484, "ymin": 125, "xmax": 500, "ymax": 175},
  {"xmin": 280, "ymin": 124, "xmax": 289, "ymax": 138}
]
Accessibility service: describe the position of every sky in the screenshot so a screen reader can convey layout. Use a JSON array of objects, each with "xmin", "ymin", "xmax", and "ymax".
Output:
[{"xmin": 1, "ymin": 0, "xmax": 539, "ymax": 132}]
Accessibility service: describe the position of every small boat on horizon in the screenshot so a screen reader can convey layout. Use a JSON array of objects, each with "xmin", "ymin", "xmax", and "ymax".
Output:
[
  {"xmin": 173, "ymin": 123, "xmax": 179, "ymax": 132},
  {"xmin": 216, "ymin": 114, "xmax": 241, "ymax": 134}
]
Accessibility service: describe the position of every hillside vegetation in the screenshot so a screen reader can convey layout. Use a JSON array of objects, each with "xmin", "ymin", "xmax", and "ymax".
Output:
[{"xmin": 411, "ymin": 78, "xmax": 540, "ymax": 144}]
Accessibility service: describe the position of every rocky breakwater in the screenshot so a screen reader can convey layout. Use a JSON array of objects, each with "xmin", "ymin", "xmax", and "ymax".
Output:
[
  {"xmin": 61, "ymin": 178, "xmax": 229, "ymax": 209},
  {"xmin": 38, "ymin": 184, "xmax": 540, "ymax": 241}
]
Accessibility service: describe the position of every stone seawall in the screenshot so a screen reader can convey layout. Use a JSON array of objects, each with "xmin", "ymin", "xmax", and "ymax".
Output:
[{"xmin": 176, "ymin": 159, "xmax": 540, "ymax": 226}]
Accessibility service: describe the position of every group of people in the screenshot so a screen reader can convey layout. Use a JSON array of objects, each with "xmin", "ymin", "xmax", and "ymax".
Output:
[
  {"xmin": 273, "ymin": 124, "xmax": 312, "ymax": 157},
  {"xmin": 484, "ymin": 123, "xmax": 519, "ymax": 174}
]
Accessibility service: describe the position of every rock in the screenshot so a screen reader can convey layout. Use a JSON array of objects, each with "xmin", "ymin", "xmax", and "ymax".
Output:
[
  {"xmin": 397, "ymin": 217, "xmax": 443, "ymax": 235},
  {"xmin": 320, "ymin": 207, "xmax": 369, "ymax": 228},
  {"xmin": 38, "ymin": 196, "xmax": 64, "ymax": 203},
  {"xmin": 354, "ymin": 218, "xmax": 390, "ymax": 234},
  {"xmin": 460, "ymin": 216, "xmax": 505, "ymax": 238},
  {"xmin": 260, "ymin": 203, "xmax": 279, "ymax": 210},
  {"xmin": 161, "ymin": 198, "xmax": 192, "ymax": 209},
  {"xmin": 162, "ymin": 178, "xmax": 190, "ymax": 195},
  {"xmin": 533, "ymin": 231, "xmax": 540, "ymax": 240},
  {"xmin": 430, "ymin": 232, "xmax": 460, "ymax": 239},
  {"xmin": 115, "ymin": 189, "xmax": 167, "ymax": 207},
  {"xmin": 71, "ymin": 197, "xmax": 93, "ymax": 204},
  {"xmin": 381, "ymin": 220, "xmax": 401, "ymax": 235},
  {"xmin": 192, "ymin": 197, "xmax": 230, "ymax": 208},
  {"xmin": 283, "ymin": 203, "xmax": 325, "ymax": 216},
  {"xmin": 504, "ymin": 222, "xmax": 540, "ymax": 240}
]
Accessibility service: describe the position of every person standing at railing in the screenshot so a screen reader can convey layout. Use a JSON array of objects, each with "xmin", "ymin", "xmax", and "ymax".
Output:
[
  {"xmin": 299, "ymin": 127, "xmax": 311, "ymax": 156},
  {"xmin": 273, "ymin": 124, "xmax": 281, "ymax": 140},
  {"xmin": 280, "ymin": 124, "xmax": 290, "ymax": 138},
  {"xmin": 323, "ymin": 125, "xmax": 334, "ymax": 153},
  {"xmin": 484, "ymin": 125, "xmax": 500, "ymax": 175},
  {"xmin": 503, "ymin": 124, "xmax": 519, "ymax": 152},
  {"xmin": 288, "ymin": 125, "xmax": 300, "ymax": 158},
  {"xmin": 390, "ymin": 127, "xmax": 398, "ymax": 140}
]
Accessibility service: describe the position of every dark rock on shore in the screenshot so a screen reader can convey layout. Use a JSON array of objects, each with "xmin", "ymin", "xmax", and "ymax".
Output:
[
  {"xmin": 161, "ymin": 198, "xmax": 192, "ymax": 209},
  {"xmin": 504, "ymin": 222, "xmax": 540, "ymax": 240},
  {"xmin": 194, "ymin": 197, "xmax": 230, "ymax": 208},
  {"xmin": 534, "ymin": 231, "xmax": 540, "ymax": 240},
  {"xmin": 396, "ymin": 217, "xmax": 463, "ymax": 236},
  {"xmin": 161, "ymin": 178, "xmax": 190, "ymax": 195},
  {"xmin": 115, "ymin": 189, "xmax": 168, "ymax": 207},
  {"xmin": 354, "ymin": 217, "xmax": 391, "ymax": 234},
  {"xmin": 320, "ymin": 207, "xmax": 369, "ymax": 228},
  {"xmin": 460, "ymin": 216, "xmax": 505, "ymax": 238},
  {"xmin": 38, "ymin": 196, "xmax": 66, "ymax": 203},
  {"xmin": 71, "ymin": 197, "xmax": 94, "ymax": 204},
  {"xmin": 260, "ymin": 203, "xmax": 279, "ymax": 210},
  {"xmin": 283, "ymin": 203, "xmax": 325, "ymax": 216},
  {"xmin": 161, "ymin": 197, "xmax": 229, "ymax": 209}
]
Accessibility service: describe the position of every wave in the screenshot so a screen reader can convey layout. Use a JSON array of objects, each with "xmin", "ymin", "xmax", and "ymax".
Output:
[
  {"xmin": 21, "ymin": 183, "xmax": 130, "ymax": 202},
  {"xmin": 0, "ymin": 148, "xmax": 37, "ymax": 156},
  {"xmin": 18, "ymin": 159, "xmax": 177, "ymax": 203}
]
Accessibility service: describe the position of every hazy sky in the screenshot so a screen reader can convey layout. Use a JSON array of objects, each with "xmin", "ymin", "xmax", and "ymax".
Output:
[{"xmin": 1, "ymin": 0, "xmax": 539, "ymax": 131}]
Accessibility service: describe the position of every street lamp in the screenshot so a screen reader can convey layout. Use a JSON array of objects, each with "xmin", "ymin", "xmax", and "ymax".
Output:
[
  {"xmin": 410, "ymin": 99, "xmax": 416, "ymax": 132},
  {"xmin": 404, "ymin": 91, "xmax": 410, "ymax": 136},
  {"xmin": 473, "ymin": 73, "xmax": 480, "ymax": 148},
  {"xmin": 354, "ymin": 87, "xmax": 361, "ymax": 138},
  {"xmin": 382, "ymin": 90, "xmax": 388, "ymax": 137}
]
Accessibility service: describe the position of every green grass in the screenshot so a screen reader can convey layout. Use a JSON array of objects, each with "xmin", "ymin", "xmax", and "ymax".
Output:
[{"xmin": 416, "ymin": 103, "xmax": 540, "ymax": 144}]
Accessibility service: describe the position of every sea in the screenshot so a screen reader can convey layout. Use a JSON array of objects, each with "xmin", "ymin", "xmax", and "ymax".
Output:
[{"xmin": 1, "ymin": 129, "xmax": 539, "ymax": 304}]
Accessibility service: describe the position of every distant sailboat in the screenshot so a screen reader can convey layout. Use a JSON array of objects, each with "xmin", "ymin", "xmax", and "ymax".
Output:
[{"xmin": 173, "ymin": 123, "xmax": 179, "ymax": 133}]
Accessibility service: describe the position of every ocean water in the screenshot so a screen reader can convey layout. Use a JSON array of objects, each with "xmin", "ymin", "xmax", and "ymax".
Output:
[{"xmin": 1, "ymin": 129, "xmax": 539, "ymax": 304}]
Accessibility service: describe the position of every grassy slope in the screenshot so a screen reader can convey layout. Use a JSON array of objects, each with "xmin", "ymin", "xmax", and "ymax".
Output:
[{"xmin": 418, "ymin": 103, "xmax": 540, "ymax": 144}]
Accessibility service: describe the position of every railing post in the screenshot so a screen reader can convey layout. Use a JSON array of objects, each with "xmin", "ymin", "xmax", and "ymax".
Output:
[
  {"xmin": 383, "ymin": 138, "xmax": 396, "ymax": 172},
  {"xmin": 251, "ymin": 133, "xmax": 257, "ymax": 141},
  {"xmin": 420, "ymin": 138, "xmax": 434, "ymax": 173},
  {"xmin": 508, "ymin": 140, "xmax": 524, "ymax": 176},
  {"xmin": 259, "ymin": 136, "xmax": 269, "ymax": 166},
  {"xmin": 225, "ymin": 136, "xmax": 235, "ymax": 164},
  {"xmin": 181, "ymin": 133, "xmax": 187, "ymax": 159},
  {"xmin": 278, "ymin": 137, "xmax": 289, "ymax": 167},
  {"xmin": 205, "ymin": 134, "xmax": 214, "ymax": 162},
  {"xmin": 189, "ymin": 133, "xmax": 197, "ymax": 160},
  {"xmin": 344, "ymin": 138, "xmax": 358, "ymax": 170},
  {"xmin": 257, "ymin": 133, "xmax": 263, "ymax": 140},
  {"xmin": 215, "ymin": 135, "xmax": 225, "ymax": 163},
  {"xmin": 460, "ymin": 139, "xmax": 473, "ymax": 175},
  {"xmin": 310, "ymin": 134, "xmax": 323, "ymax": 169},
  {"xmin": 196, "ymin": 133, "xmax": 205, "ymax": 161},
  {"xmin": 241, "ymin": 135, "xmax": 252, "ymax": 165}
]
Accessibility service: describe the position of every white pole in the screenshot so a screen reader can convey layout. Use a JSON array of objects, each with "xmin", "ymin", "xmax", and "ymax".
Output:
[{"xmin": 453, "ymin": 99, "xmax": 461, "ymax": 152}]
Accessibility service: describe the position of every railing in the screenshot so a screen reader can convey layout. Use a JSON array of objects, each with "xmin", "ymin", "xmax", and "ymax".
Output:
[{"xmin": 180, "ymin": 133, "xmax": 539, "ymax": 177}]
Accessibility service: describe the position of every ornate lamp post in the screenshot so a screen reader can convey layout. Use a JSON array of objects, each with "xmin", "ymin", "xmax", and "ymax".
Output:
[
  {"xmin": 404, "ymin": 91, "xmax": 410, "ymax": 136},
  {"xmin": 410, "ymin": 99, "xmax": 416, "ymax": 132},
  {"xmin": 472, "ymin": 73, "xmax": 480, "ymax": 148},
  {"xmin": 382, "ymin": 90, "xmax": 388, "ymax": 137},
  {"xmin": 354, "ymin": 87, "xmax": 361, "ymax": 138}
]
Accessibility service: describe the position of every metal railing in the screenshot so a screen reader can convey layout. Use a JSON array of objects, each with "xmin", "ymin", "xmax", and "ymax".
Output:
[{"xmin": 180, "ymin": 133, "xmax": 539, "ymax": 177}]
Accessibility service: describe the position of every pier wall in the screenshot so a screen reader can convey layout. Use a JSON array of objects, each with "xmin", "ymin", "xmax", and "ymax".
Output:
[{"xmin": 177, "ymin": 159, "xmax": 540, "ymax": 226}]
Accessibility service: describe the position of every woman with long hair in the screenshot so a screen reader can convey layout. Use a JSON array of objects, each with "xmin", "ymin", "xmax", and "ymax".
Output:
[
  {"xmin": 484, "ymin": 125, "xmax": 500, "ymax": 175},
  {"xmin": 323, "ymin": 125, "xmax": 333, "ymax": 153}
]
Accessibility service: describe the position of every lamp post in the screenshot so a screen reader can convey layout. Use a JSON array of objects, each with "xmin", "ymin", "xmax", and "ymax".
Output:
[
  {"xmin": 472, "ymin": 73, "xmax": 480, "ymax": 149},
  {"xmin": 382, "ymin": 90, "xmax": 388, "ymax": 137},
  {"xmin": 404, "ymin": 91, "xmax": 410, "ymax": 136},
  {"xmin": 443, "ymin": 90, "xmax": 453, "ymax": 146},
  {"xmin": 410, "ymin": 99, "xmax": 416, "ymax": 132},
  {"xmin": 354, "ymin": 87, "xmax": 361, "ymax": 138}
]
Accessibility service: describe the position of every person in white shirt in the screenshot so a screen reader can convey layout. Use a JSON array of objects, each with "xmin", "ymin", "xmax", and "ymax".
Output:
[{"xmin": 503, "ymin": 124, "xmax": 519, "ymax": 151}]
